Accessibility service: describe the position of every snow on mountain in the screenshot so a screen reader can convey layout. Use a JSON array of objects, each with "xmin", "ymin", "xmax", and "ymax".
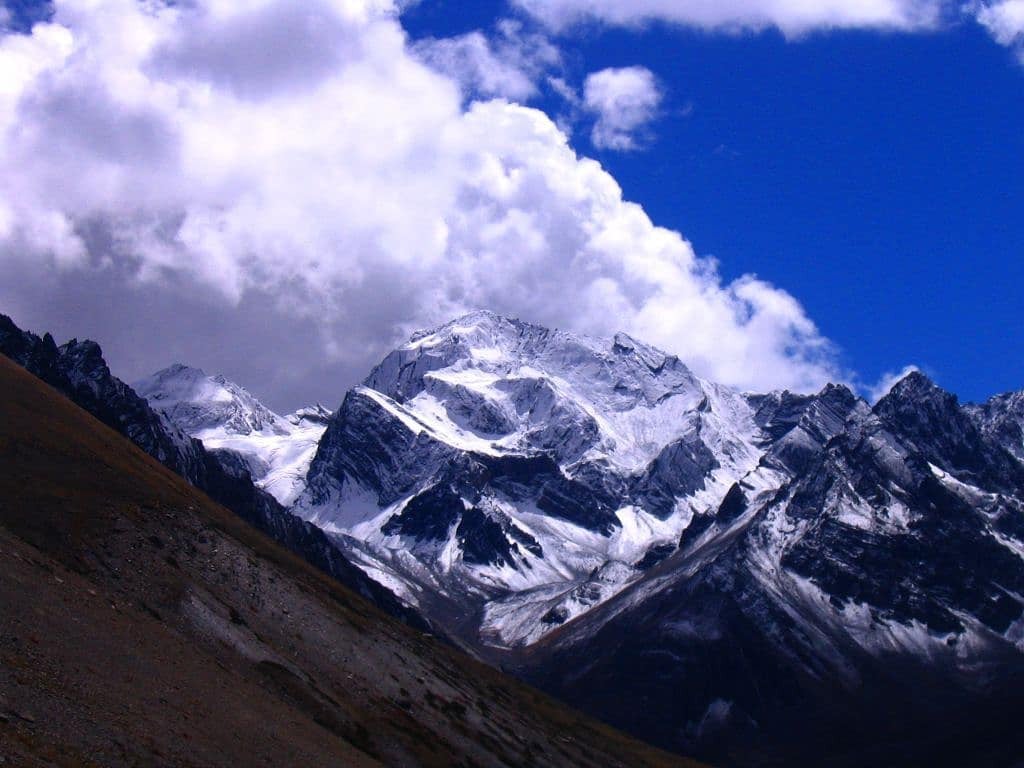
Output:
[
  {"xmin": 292, "ymin": 308, "xmax": 1024, "ymax": 728},
  {"xmin": 361, "ymin": 311, "xmax": 748, "ymax": 472},
  {"xmin": 132, "ymin": 363, "xmax": 285, "ymax": 435},
  {"xmin": 967, "ymin": 389, "xmax": 1024, "ymax": 462},
  {"xmin": 529, "ymin": 370, "xmax": 1024, "ymax": 765},
  {"xmin": 295, "ymin": 310, "xmax": 772, "ymax": 647},
  {"xmin": 134, "ymin": 365, "xmax": 330, "ymax": 506}
]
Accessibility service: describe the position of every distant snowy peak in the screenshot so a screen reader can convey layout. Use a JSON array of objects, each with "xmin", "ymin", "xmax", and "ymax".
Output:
[
  {"xmin": 135, "ymin": 364, "xmax": 328, "ymax": 507},
  {"xmin": 134, "ymin": 363, "xmax": 288, "ymax": 438}
]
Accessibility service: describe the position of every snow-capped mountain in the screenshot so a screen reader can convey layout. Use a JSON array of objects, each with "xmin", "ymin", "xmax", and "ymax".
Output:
[
  {"xmin": 292, "ymin": 311, "xmax": 791, "ymax": 644},
  {"xmin": 133, "ymin": 363, "xmax": 288, "ymax": 436},
  {"xmin": 289, "ymin": 310, "xmax": 1024, "ymax": 764},
  {"xmin": 135, "ymin": 365, "xmax": 331, "ymax": 506}
]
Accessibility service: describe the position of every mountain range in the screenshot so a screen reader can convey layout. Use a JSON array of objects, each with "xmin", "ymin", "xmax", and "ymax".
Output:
[
  {"xmin": 4, "ymin": 309, "xmax": 1024, "ymax": 766},
  {"xmin": 0, "ymin": 346, "xmax": 690, "ymax": 768}
]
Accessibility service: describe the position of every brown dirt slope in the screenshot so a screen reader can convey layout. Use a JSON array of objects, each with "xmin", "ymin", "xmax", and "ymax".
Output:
[{"xmin": 0, "ymin": 355, "xmax": 702, "ymax": 768}]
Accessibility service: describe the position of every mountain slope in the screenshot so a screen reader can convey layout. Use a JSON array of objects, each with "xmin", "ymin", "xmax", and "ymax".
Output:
[
  {"xmin": 0, "ymin": 314, "xmax": 420, "ymax": 629},
  {"xmin": 0, "ymin": 354, "xmax": 697, "ymax": 768}
]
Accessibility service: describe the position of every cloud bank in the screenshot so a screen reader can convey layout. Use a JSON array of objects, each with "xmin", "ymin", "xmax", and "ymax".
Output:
[
  {"xmin": 0, "ymin": 0, "xmax": 841, "ymax": 408},
  {"xmin": 514, "ymin": 0, "xmax": 950, "ymax": 34}
]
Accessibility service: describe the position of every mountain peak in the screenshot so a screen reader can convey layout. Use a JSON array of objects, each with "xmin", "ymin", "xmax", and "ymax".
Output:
[
  {"xmin": 366, "ymin": 311, "xmax": 700, "ymax": 413},
  {"xmin": 144, "ymin": 363, "xmax": 209, "ymax": 387},
  {"xmin": 134, "ymin": 364, "xmax": 286, "ymax": 438},
  {"xmin": 816, "ymin": 381, "xmax": 860, "ymax": 408},
  {"xmin": 409, "ymin": 309, "xmax": 527, "ymax": 343},
  {"xmin": 411, "ymin": 313, "xmax": 677, "ymax": 370},
  {"xmin": 875, "ymin": 369, "xmax": 952, "ymax": 414},
  {"xmin": 133, "ymin": 364, "xmax": 331, "ymax": 506},
  {"xmin": 890, "ymin": 368, "xmax": 938, "ymax": 394},
  {"xmin": 403, "ymin": 311, "xmax": 550, "ymax": 362},
  {"xmin": 167, "ymin": 361, "xmax": 205, "ymax": 376}
]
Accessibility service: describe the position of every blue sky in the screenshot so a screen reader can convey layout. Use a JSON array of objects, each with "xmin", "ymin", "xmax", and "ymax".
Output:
[
  {"xmin": 403, "ymin": 0, "xmax": 1024, "ymax": 403},
  {"xmin": 1, "ymin": 0, "xmax": 1022, "ymax": 409}
]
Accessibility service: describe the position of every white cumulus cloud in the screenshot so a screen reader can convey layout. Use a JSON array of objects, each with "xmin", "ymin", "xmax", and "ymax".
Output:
[
  {"xmin": 514, "ymin": 0, "xmax": 949, "ymax": 35},
  {"xmin": 413, "ymin": 19, "xmax": 561, "ymax": 101},
  {"xmin": 583, "ymin": 66, "xmax": 662, "ymax": 151},
  {"xmin": 0, "ymin": 0, "xmax": 841, "ymax": 407},
  {"xmin": 973, "ymin": 1, "xmax": 1024, "ymax": 61}
]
